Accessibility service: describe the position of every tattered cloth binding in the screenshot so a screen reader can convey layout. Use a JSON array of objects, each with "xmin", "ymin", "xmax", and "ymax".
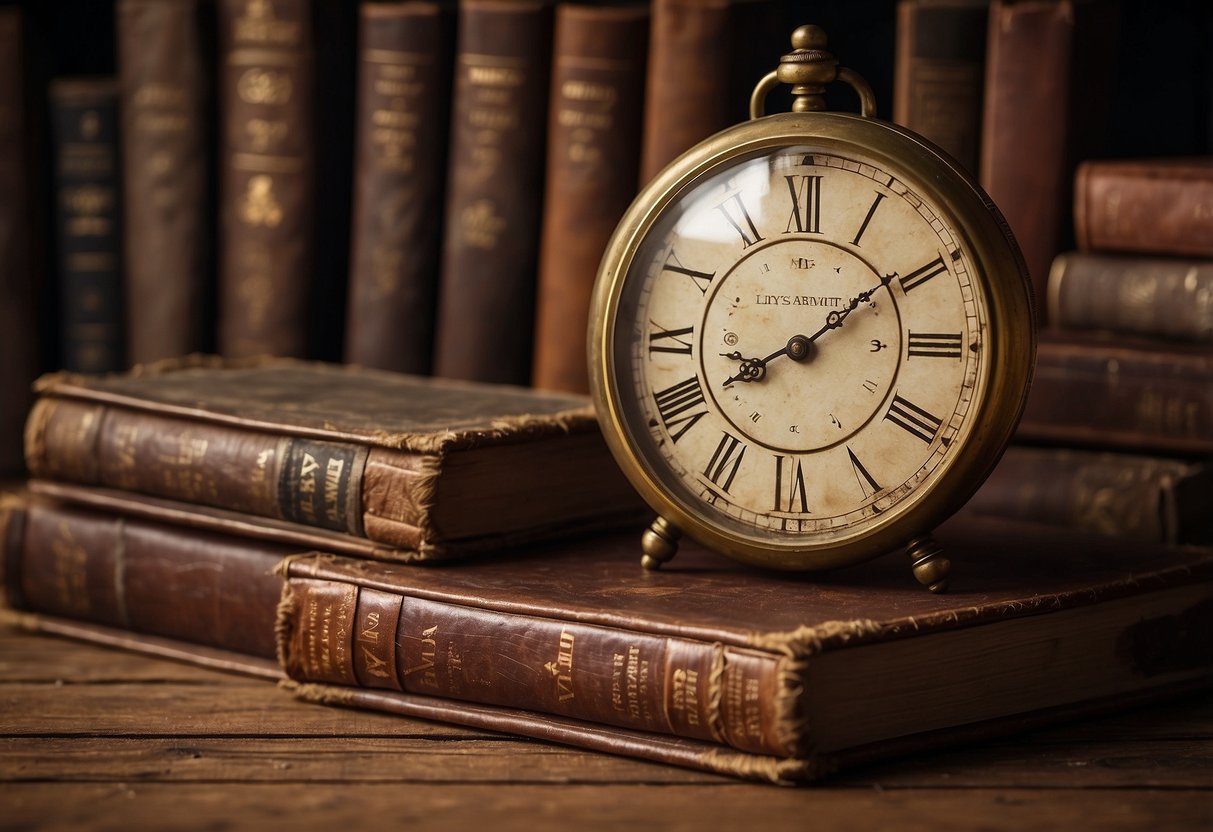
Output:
[
  {"xmin": 4, "ymin": 496, "xmax": 1211, "ymax": 785},
  {"xmin": 24, "ymin": 355, "xmax": 643, "ymax": 560}
]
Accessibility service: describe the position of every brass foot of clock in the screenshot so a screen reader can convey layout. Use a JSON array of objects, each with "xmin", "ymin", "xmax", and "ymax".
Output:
[
  {"xmin": 641, "ymin": 516, "xmax": 682, "ymax": 570},
  {"xmin": 907, "ymin": 535, "xmax": 950, "ymax": 593}
]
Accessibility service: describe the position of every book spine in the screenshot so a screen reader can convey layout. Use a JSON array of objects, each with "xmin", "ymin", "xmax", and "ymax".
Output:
[
  {"xmin": 531, "ymin": 4, "xmax": 648, "ymax": 394},
  {"xmin": 432, "ymin": 0, "xmax": 552, "ymax": 385},
  {"xmin": 0, "ymin": 8, "xmax": 39, "ymax": 473},
  {"xmin": 1018, "ymin": 342, "xmax": 1213, "ymax": 454},
  {"xmin": 49, "ymin": 78, "xmax": 125, "ymax": 374},
  {"xmin": 3, "ymin": 499, "xmax": 285, "ymax": 659},
  {"xmin": 344, "ymin": 2, "xmax": 452, "ymax": 374},
  {"xmin": 1048, "ymin": 252, "xmax": 1213, "ymax": 342},
  {"xmin": 638, "ymin": 0, "xmax": 732, "ymax": 184},
  {"xmin": 979, "ymin": 0, "xmax": 1074, "ymax": 326},
  {"xmin": 117, "ymin": 0, "xmax": 213, "ymax": 365},
  {"xmin": 278, "ymin": 570, "xmax": 791, "ymax": 757},
  {"xmin": 893, "ymin": 0, "xmax": 987, "ymax": 175},
  {"xmin": 967, "ymin": 447, "xmax": 1213, "ymax": 545},
  {"xmin": 217, "ymin": 0, "xmax": 314, "ymax": 358},
  {"xmin": 1074, "ymin": 161, "xmax": 1213, "ymax": 258},
  {"xmin": 23, "ymin": 395, "xmax": 428, "ymax": 548}
]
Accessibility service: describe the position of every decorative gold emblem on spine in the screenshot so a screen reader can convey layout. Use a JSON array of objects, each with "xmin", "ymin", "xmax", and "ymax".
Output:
[{"xmin": 240, "ymin": 175, "xmax": 282, "ymax": 227}]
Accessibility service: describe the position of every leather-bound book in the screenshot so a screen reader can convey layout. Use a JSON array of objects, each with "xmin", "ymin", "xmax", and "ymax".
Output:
[
  {"xmin": 1048, "ymin": 252, "xmax": 1213, "ymax": 342},
  {"xmin": 23, "ymin": 356, "xmax": 642, "ymax": 558},
  {"xmin": 2, "ymin": 497, "xmax": 284, "ymax": 678},
  {"xmin": 980, "ymin": 0, "xmax": 1074, "ymax": 325},
  {"xmin": 275, "ymin": 516, "xmax": 1212, "ymax": 784},
  {"xmin": 5, "ymin": 499, "xmax": 1209, "ymax": 784},
  {"xmin": 217, "ymin": 0, "xmax": 313, "ymax": 358},
  {"xmin": 531, "ymin": 3, "xmax": 648, "ymax": 394},
  {"xmin": 117, "ymin": 0, "xmax": 213, "ymax": 365},
  {"xmin": 432, "ymin": 0, "xmax": 552, "ymax": 385},
  {"xmin": 0, "ymin": 8, "xmax": 40, "ymax": 473},
  {"xmin": 965, "ymin": 446, "xmax": 1213, "ymax": 545},
  {"xmin": 1017, "ymin": 333, "xmax": 1213, "ymax": 455},
  {"xmin": 344, "ymin": 2, "xmax": 453, "ymax": 374},
  {"xmin": 893, "ymin": 0, "xmax": 986, "ymax": 174},
  {"xmin": 49, "ymin": 78, "xmax": 125, "ymax": 375},
  {"xmin": 1074, "ymin": 159, "xmax": 1213, "ymax": 259}
]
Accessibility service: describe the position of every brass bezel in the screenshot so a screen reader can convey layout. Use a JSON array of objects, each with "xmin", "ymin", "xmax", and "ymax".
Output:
[{"xmin": 589, "ymin": 111, "xmax": 1035, "ymax": 571}]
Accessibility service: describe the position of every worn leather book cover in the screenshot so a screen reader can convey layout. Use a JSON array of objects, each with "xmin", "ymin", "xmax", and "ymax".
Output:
[
  {"xmin": 217, "ymin": 0, "xmax": 313, "ymax": 358},
  {"xmin": 893, "ymin": 0, "xmax": 986, "ymax": 175},
  {"xmin": 1017, "ymin": 332, "xmax": 1213, "ymax": 455},
  {"xmin": 531, "ymin": 4, "xmax": 648, "ymax": 394},
  {"xmin": 344, "ymin": 2, "xmax": 453, "ymax": 374},
  {"xmin": 275, "ymin": 515, "xmax": 1213, "ymax": 784},
  {"xmin": 0, "ymin": 8, "xmax": 40, "ymax": 474},
  {"xmin": 432, "ymin": 0, "xmax": 552, "ymax": 385},
  {"xmin": 117, "ymin": 0, "xmax": 214, "ymax": 365},
  {"xmin": 2, "ymin": 496, "xmax": 283, "ymax": 679},
  {"xmin": 1074, "ymin": 158, "xmax": 1213, "ymax": 259},
  {"xmin": 49, "ymin": 77, "xmax": 125, "ymax": 375},
  {"xmin": 23, "ymin": 356, "xmax": 643, "ymax": 558},
  {"xmin": 1048, "ymin": 252, "xmax": 1213, "ymax": 342},
  {"xmin": 965, "ymin": 445, "xmax": 1213, "ymax": 545}
]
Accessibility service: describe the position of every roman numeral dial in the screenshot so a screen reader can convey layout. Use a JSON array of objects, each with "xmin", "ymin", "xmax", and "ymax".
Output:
[{"xmin": 623, "ymin": 147, "xmax": 986, "ymax": 544}]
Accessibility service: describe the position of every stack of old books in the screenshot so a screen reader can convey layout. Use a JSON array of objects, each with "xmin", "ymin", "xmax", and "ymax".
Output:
[
  {"xmin": 4, "ymin": 356, "xmax": 1212, "ymax": 785},
  {"xmin": 968, "ymin": 159, "xmax": 1213, "ymax": 547}
]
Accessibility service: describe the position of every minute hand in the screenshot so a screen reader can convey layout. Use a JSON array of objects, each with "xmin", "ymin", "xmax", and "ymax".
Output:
[{"xmin": 806, "ymin": 271, "xmax": 897, "ymax": 342}]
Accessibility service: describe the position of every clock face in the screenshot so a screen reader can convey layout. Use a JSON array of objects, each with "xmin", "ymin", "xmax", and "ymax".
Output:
[{"xmin": 607, "ymin": 142, "xmax": 993, "ymax": 557}]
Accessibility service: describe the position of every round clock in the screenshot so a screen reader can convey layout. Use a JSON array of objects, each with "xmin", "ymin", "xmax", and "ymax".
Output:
[{"xmin": 587, "ymin": 26, "xmax": 1035, "ymax": 591}]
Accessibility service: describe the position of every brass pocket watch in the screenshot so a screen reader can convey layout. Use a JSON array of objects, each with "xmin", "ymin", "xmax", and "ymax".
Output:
[{"xmin": 587, "ymin": 26, "xmax": 1035, "ymax": 591}]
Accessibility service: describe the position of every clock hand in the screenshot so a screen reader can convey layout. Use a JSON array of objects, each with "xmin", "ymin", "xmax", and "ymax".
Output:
[{"xmin": 721, "ymin": 272, "xmax": 897, "ymax": 388}]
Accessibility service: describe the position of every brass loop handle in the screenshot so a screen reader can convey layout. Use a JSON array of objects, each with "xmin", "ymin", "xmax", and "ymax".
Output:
[{"xmin": 749, "ymin": 25, "xmax": 877, "ymax": 121}]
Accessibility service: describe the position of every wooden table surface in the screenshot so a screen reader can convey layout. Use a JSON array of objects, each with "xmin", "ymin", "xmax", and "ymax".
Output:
[{"xmin": 1, "ymin": 624, "xmax": 1209, "ymax": 831}]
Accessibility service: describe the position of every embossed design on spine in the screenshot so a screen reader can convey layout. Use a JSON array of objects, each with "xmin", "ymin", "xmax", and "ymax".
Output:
[{"xmin": 218, "ymin": 0, "xmax": 314, "ymax": 358}]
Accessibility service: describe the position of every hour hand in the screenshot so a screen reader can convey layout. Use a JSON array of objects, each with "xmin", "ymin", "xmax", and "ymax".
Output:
[{"xmin": 721, "ymin": 352, "xmax": 768, "ymax": 386}]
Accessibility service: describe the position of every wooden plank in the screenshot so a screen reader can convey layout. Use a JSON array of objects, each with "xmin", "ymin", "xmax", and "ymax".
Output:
[
  {"xmin": 0, "ymin": 733, "xmax": 1206, "ymax": 788},
  {"xmin": 0, "ymin": 683, "xmax": 489, "ymax": 739},
  {"xmin": 0, "ymin": 737, "xmax": 724, "ymax": 785},
  {"xmin": 1, "ymin": 784, "xmax": 1209, "ymax": 832}
]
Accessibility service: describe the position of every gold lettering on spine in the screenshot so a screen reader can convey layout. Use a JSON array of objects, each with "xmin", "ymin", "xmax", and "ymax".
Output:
[
  {"xmin": 544, "ymin": 629, "xmax": 576, "ymax": 703},
  {"xmin": 357, "ymin": 610, "xmax": 390, "ymax": 679},
  {"xmin": 555, "ymin": 67, "xmax": 617, "ymax": 168},
  {"xmin": 671, "ymin": 667, "xmax": 701, "ymax": 727},
  {"xmin": 109, "ymin": 421, "xmax": 140, "ymax": 491},
  {"xmin": 234, "ymin": 0, "xmax": 302, "ymax": 46},
  {"xmin": 322, "ymin": 457, "xmax": 345, "ymax": 525},
  {"xmin": 405, "ymin": 624, "xmax": 440, "ymax": 690},
  {"xmin": 50, "ymin": 522, "xmax": 90, "ymax": 615}
]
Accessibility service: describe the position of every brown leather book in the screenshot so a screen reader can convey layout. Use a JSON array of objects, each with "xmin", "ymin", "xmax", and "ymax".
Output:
[
  {"xmin": 49, "ymin": 77, "xmax": 125, "ymax": 375},
  {"xmin": 2, "ymin": 496, "xmax": 284, "ymax": 678},
  {"xmin": 893, "ymin": 0, "xmax": 986, "ymax": 174},
  {"xmin": 531, "ymin": 4, "xmax": 648, "ymax": 394},
  {"xmin": 117, "ymin": 0, "xmax": 213, "ymax": 365},
  {"xmin": 1017, "ymin": 333, "xmax": 1213, "ymax": 455},
  {"xmin": 277, "ymin": 515, "xmax": 1213, "ymax": 783},
  {"xmin": 432, "ymin": 0, "xmax": 552, "ymax": 385},
  {"xmin": 1048, "ymin": 252, "xmax": 1213, "ymax": 342},
  {"xmin": 980, "ymin": 0, "xmax": 1075, "ymax": 325},
  {"xmin": 344, "ymin": 2, "xmax": 453, "ymax": 374},
  {"xmin": 0, "ymin": 8, "xmax": 39, "ymax": 474},
  {"xmin": 1074, "ymin": 159, "xmax": 1213, "ymax": 259},
  {"xmin": 23, "ymin": 356, "xmax": 642, "ymax": 557},
  {"xmin": 217, "ymin": 0, "xmax": 314, "ymax": 358},
  {"xmin": 965, "ymin": 446, "xmax": 1213, "ymax": 545},
  {"xmin": 6, "ymin": 497, "xmax": 1209, "ymax": 783}
]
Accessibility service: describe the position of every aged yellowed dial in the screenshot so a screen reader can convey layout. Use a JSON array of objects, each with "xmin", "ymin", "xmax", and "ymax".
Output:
[{"xmin": 589, "ymin": 27, "xmax": 1034, "ymax": 589}]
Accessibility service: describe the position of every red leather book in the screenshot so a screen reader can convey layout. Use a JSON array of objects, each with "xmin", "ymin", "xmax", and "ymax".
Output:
[{"xmin": 531, "ymin": 3, "xmax": 648, "ymax": 394}]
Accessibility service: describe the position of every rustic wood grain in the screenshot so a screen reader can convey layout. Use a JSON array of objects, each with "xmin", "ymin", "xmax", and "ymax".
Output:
[{"xmin": 1, "ymin": 625, "xmax": 1210, "ymax": 831}]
